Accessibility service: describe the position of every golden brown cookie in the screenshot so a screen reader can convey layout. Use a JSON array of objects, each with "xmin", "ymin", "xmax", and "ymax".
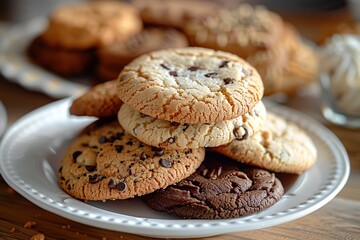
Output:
[
  {"xmin": 117, "ymin": 101, "xmax": 266, "ymax": 149},
  {"xmin": 184, "ymin": 4, "xmax": 284, "ymax": 58},
  {"xmin": 58, "ymin": 119, "xmax": 205, "ymax": 201},
  {"xmin": 27, "ymin": 35, "xmax": 95, "ymax": 76},
  {"xmin": 212, "ymin": 112, "xmax": 317, "ymax": 174},
  {"xmin": 117, "ymin": 47, "xmax": 264, "ymax": 124},
  {"xmin": 97, "ymin": 27, "xmax": 189, "ymax": 81},
  {"xmin": 69, "ymin": 80, "xmax": 122, "ymax": 118},
  {"xmin": 42, "ymin": 1, "xmax": 142, "ymax": 50},
  {"xmin": 132, "ymin": 0, "xmax": 218, "ymax": 29}
]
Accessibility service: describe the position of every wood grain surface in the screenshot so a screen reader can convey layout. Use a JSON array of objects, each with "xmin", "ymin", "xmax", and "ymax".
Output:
[{"xmin": 1, "ymin": 4, "xmax": 360, "ymax": 240}]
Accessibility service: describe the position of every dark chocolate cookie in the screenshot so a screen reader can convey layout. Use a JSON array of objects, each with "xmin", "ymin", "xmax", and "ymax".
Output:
[{"xmin": 143, "ymin": 154, "xmax": 284, "ymax": 219}]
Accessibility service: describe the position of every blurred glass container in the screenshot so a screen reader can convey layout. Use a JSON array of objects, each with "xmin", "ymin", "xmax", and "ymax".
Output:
[{"xmin": 319, "ymin": 34, "xmax": 360, "ymax": 128}]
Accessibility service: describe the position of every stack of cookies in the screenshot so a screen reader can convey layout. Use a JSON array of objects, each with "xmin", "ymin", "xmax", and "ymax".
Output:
[
  {"xmin": 62, "ymin": 47, "xmax": 317, "ymax": 219},
  {"xmin": 27, "ymin": 1, "xmax": 143, "ymax": 76},
  {"xmin": 184, "ymin": 4, "xmax": 319, "ymax": 96}
]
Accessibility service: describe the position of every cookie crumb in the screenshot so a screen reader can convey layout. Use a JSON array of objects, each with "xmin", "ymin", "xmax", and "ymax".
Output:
[
  {"xmin": 30, "ymin": 233, "xmax": 45, "ymax": 240},
  {"xmin": 9, "ymin": 227, "xmax": 15, "ymax": 233},
  {"xmin": 24, "ymin": 221, "xmax": 36, "ymax": 229}
]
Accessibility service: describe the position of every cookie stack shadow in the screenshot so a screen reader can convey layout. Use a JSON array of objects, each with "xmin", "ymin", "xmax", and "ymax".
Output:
[{"xmin": 63, "ymin": 47, "xmax": 317, "ymax": 220}]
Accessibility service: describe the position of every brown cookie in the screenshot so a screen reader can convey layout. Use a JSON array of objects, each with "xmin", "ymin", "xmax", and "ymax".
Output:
[
  {"xmin": 58, "ymin": 119, "xmax": 205, "ymax": 201},
  {"xmin": 132, "ymin": 0, "xmax": 218, "ymax": 29},
  {"xmin": 143, "ymin": 153, "xmax": 284, "ymax": 219},
  {"xmin": 184, "ymin": 4, "xmax": 284, "ymax": 58},
  {"xmin": 69, "ymin": 80, "xmax": 122, "ymax": 118},
  {"xmin": 42, "ymin": 1, "xmax": 143, "ymax": 50},
  {"xmin": 27, "ymin": 35, "xmax": 95, "ymax": 76},
  {"xmin": 97, "ymin": 27, "xmax": 189, "ymax": 81},
  {"xmin": 212, "ymin": 113, "xmax": 317, "ymax": 174},
  {"xmin": 117, "ymin": 47, "xmax": 264, "ymax": 124}
]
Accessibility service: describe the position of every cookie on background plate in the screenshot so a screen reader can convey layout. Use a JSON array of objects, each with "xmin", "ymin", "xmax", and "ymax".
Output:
[
  {"xmin": 117, "ymin": 101, "xmax": 266, "ymax": 149},
  {"xmin": 97, "ymin": 28, "xmax": 189, "ymax": 81},
  {"xmin": 42, "ymin": 0, "xmax": 143, "ymax": 50},
  {"xmin": 27, "ymin": 35, "xmax": 96, "ymax": 76},
  {"xmin": 58, "ymin": 119, "xmax": 205, "ymax": 201},
  {"xmin": 132, "ymin": 0, "xmax": 218, "ymax": 29},
  {"xmin": 117, "ymin": 47, "xmax": 264, "ymax": 124},
  {"xmin": 212, "ymin": 112, "xmax": 317, "ymax": 174},
  {"xmin": 184, "ymin": 4, "xmax": 284, "ymax": 58},
  {"xmin": 143, "ymin": 153, "xmax": 284, "ymax": 219},
  {"xmin": 69, "ymin": 80, "xmax": 122, "ymax": 118}
]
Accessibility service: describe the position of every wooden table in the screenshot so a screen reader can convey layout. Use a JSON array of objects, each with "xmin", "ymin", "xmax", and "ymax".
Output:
[{"xmin": 1, "ymin": 6, "xmax": 360, "ymax": 240}]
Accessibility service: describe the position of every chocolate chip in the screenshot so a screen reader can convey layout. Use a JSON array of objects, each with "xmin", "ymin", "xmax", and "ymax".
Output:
[
  {"xmin": 107, "ymin": 135, "xmax": 116, "ymax": 143},
  {"xmin": 72, "ymin": 151, "xmax": 82, "ymax": 161},
  {"xmin": 116, "ymin": 180, "xmax": 127, "ymax": 192},
  {"xmin": 223, "ymin": 78, "xmax": 235, "ymax": 84},
  {"xmin": 167, "ymin": 137, "xmax": 175, "ymax": 144},
  {"xmin": 88, "ymin": 174, "xmax": 103, "ymax": 184},
  {"xmin": 160, "ymin": 63, "xmax": 171, "ymax": 70},
  {"xmin": 188, "ymin": 66, "xmax": 199, "ymax": 71},
  {"xmin": 169, "ymin": 71, "xmax": 178, "ymax": 77},
  {"xmin": 140, "ymin": 113, "xmax": 148, "ymax": 118},
  {"xmin": 170, "ymin": 122, "xmax": 180, "ymax": 127},
  {"xmin": 85, "ymin": 166, "xmax": 96, "ymax": 172},
  {"xmin": 160, "ymin": 159, "xmax": 172, "ymax": 168},
  {"xmin": 233, "ymin": 127, "xmax": 249, "ymax": 141},
  {"xmin": 115, "ymin": 132, "xmax": 124, "ymax": 140},
  {"xmin": 140, "ymin": 152, "xmax": 148, "ymax": 160},
  {"xmin": 115, "ymin": 145, "xmax": 124, "ymax": 153},
  {"xmin": 204, "ymin": 72, "xmax": 217, "ymax": 78},
  {"xmin": 182, "ymin": 124, "xmax": 189, "ymax": 131},
  {"xmin": 126, "ymin": 140, "xmax": 133, "ymax": 146},
  {"xmin": 152, "ymin": 147, "xmax": 164, "ymax": 156},
  {"xmin": 219, "ymin": 60, "xmax": 229, "ymax": 68},
  {"xmin": 98, "ymin": 136, "xmax": 108, "ymax": 144},
  {"xmin": 108, "ymin": 179, "xmax": 117, "ymax": 189}
]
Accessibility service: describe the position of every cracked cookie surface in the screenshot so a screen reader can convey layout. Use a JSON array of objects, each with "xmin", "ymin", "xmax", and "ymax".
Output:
[
  {"xmin": 69, "ymin": 80, "xmax": 122, "ymax": 118},
  {"xmin": 212, "ymin": 113, "xmax": 317, "ymax": 174},
  {"xmin": 117, "ymin": 47, "xmax": 263, "ymax": 124},
  {"xmin": 143, "ymin": 154, "xmax": 284, "ymax": 219},
  {"xmin": 58, "ymin": 119, "xmax": 205, "ymax": 201},
  {"xmin": 118, "ymin": 101, "xmax": 266, "ymax": 149}
]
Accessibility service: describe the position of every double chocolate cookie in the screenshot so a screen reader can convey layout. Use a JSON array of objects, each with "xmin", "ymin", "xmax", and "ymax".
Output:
[{"xmin": 143, "ymin": 154, "xmax": 284, "ymax": 219}]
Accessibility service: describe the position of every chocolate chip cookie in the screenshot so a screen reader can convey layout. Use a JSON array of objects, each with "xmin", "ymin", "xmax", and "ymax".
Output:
[
  {"xmin": 117, "ymin": 101, "xmax": 266, "ymax": 149},
  {"xmin": 213, "ymin": 113, "xmax": 317, "ymax": 174},
  {"xmin": 117, "ymin": 47, "xmax": 264, "ymax": 124},
  {"xmin": 58, "ymin": 119, "xmax": 205, "ymax": 201},
  {"xmin": 143, "ymin": 154, "xmax": 284, "ymax": 219}
]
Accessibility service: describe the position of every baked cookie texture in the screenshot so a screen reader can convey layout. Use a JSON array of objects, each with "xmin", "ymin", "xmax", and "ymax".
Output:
[
  {"xmin": 118, "ymin": 101, "xmax": 266, "ymax": 149},
  {"xmin": 97, "ymin": 28, "xmax": 189, "ymax": 81},
  {"xmin": 143, "ymin": 154, "xmax": 284, "ymax": 219},
  {"xmin": 42, "ymin": 1, "xmax": 143, "ymax": 50},
  {"xmin": 117, "ymin": 47, "xmax": 264, "ymax": 124},
  {"xmin": 69, "ymin": 80, "xmax": 122, "ymax": 118},
  {"xmin": 27, "ymin": 35, "xmax": 96, "ymax": 76},
  {"xmin": 184, "ymin": 5, "xmax": 318, "ymax": 96},
  {"xmin": 58, "ymin": 119, "xmax": 205, "ymax": 201},
  {"xmin": 184, "ymin": 4, "xmax": 284, "ymax": 58},
  {"xmin": 213, "ymin": 112, "xmax": 317, "ymax": 174}
]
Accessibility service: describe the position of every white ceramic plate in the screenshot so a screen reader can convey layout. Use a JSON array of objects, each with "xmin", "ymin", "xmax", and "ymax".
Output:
[
  {"xmin": 0, "ymin": 99, "xmax": 350, "ymax": 238},
  {"xmin": 0, "ymin": 18, "xmax": 89, "ymax": 98}
]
